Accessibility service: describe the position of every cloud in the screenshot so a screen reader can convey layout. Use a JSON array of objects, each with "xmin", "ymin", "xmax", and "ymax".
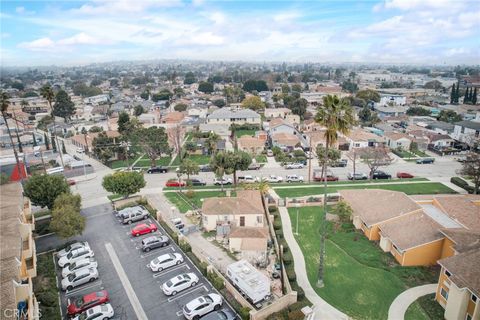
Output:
[
  {"xmin": 72, "ymin": 0, "xmax": 182, "ymax": 15},
  {"xmin": 18, "ymin": 37, "xmax": 55, "ymax": 51},
  {"xmin": 273, "ymin": 11, "xmax": 302, "ymax": 22},
  {"xmin": 16, "ymin": 6, "xmax": 25, "ymax": 14},
  {"xmin": 18, "ymin": 33, "xmax": 108, "ymax": 52},
  {"xmin": 57, "ymin": 32, "xmax": 105, "ymax": 45},
  {"xmin": 1, "ymin": 32, "xmax": 10, "ymax": 39}
]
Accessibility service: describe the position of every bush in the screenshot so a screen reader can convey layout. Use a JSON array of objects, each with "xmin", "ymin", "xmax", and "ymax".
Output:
[
  {"xmin": 285, "ymin": 265, "xmax": 296, "ymax": 281},
  {"xmin": 290, "ymin": 283, "xmax": 305, "ymax": 300},
  {"xmin": 450, "ymin": 177, "xmax": 474, "ymax": 193},
  {"xmin": 239, "ymin": 307, "xmax": 251, "ymax": 320},
  {"xmin": 282, "ymin": 251, "xmax": 293, "ymax": 265},
  {"xmin": 185, "ymin": 189, "xmax": 196, "ymax": 198},
  {"xmin": 276, "ymin": 229, "xmax": 283, "ymax": 239},
  {"xmin": 269, "ymin": 206, "xmax": 278, "ymax": 214},
  {"xmin": 279, "ymin": 239, "xmax": 289, "ymax": 253},
  {"xmin": 287, "ymin": 310, "xmax": 304, "ymax": 320},
  {"xmin": 273, "ymin": 219, "xmax": 282, "ymax": 230},
  {"xmin": 207, "ymin": 270, "xmax": 225, "ymax": 291},
  {"xmin": 179, "ymin": 240, "xmax": 192, "ymax": 252}
]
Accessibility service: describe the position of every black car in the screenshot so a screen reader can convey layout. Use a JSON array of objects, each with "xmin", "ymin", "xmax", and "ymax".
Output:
[
  {"xmin": 146, "ymin": 166, "xmax": 168, "ymax": 174},
  {"xmin": 416, "ymin": 158, "xmax": 435, "ymax": 164},
  {"xmin": 200, "ymin": 309, "xmax": 237, "ymax": 320},
  {"xmin": 186, "ymin": 178, "xmax": 206, "ymax": 186},
  {"xmin": 141, "ymin": 235, "xmax": 170, "ymax": 252},
  {"xmin": 372, "ymin": 171, "xmax": 392, "ymax": 179},
  {"xmin": 199, "ymin": 165, "xmax": 212, "ymax": 172},
  {"xmin": 331, "ymin": 159, "xmax": 348, "ymax": 167}
]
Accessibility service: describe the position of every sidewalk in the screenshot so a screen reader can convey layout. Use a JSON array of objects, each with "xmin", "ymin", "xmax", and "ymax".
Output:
[
  {"xmin": 428, "ymin": 177, "xmax": 468, "ymax": 194},
  {"xmin": 388, "ymin": 284, "xmax": 437, "ymax": 320}
]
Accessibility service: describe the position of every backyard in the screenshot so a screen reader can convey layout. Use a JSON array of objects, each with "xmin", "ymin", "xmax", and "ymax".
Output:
[
  {"xmin": 110, "ymin": 155, "xmax": 171, "ymax": 169},
  {"xmin": 287, "ymin": 206, "xmax": 439, "ymax": 320},
  {"xmin": 163, "ymin": 190, "xmax": 234, "ymax": 213},
  {"xmin": 235, "ymin": 129, "xmax": 256, "ymax": 138}
]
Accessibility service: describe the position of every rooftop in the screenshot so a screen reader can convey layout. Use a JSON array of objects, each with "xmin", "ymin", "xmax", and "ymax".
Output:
[
  {"xmin": 434, "ymin": 195, "xmax": 480, "ymax": 230},
  {"xmin": 440, "ymin": 228, "xmax": 480, "ymax": 253},
  {"xmin": 202, "ymin": 190, "xmax": 264, "ymax": 216},
  {"xmin": 438, "ymin": 248, "xmax": 480, "ymax": 297},
  {"xmin": 455, "ymin": 120, "xmax": 480, "ymax": 131},
  {"xmin": 207, "ymin": 108, "xmax": 260, "ymax": 120}
]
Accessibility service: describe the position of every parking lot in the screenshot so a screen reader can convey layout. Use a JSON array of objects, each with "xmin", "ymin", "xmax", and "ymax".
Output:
[{"xmin": 52, "ymin": 202, "xmax": 236, "ymax": 319}]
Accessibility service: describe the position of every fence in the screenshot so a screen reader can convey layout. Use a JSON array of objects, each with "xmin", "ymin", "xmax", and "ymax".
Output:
[{"xmin": 285, "ymin": 193, "xmax": 341, "ymax": 208}]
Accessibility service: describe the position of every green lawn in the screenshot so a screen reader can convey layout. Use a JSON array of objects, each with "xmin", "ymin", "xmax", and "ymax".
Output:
[
  {"xmin": 288, "ymin": 207, "xmax": 436, "ymax": 320},
  {"xmin": 394, "ymin": 149, "xmax": 417, "ymax": 158},
  {"xmin": 107, "ymin": 194, "xmax": 122, "ymax": 201},
  {"xmin": 187, "ymin": 154, "xmax": 212, "ymax": 165},
  {"xmin": 412, "ymin": 150, "xmax": 429, "ymax": 157},
  {"xmin": 235, "ymin": 129, "xmax": 256, "ymax": 138},
  {"xmin": 164, "ymin": 190, "xmax": 233, "ymax": 213},
  {"xmin": 134, "ymin": 156, "xmax": 171, "ymax": 168},
  {"xmin": 405, "ymin": 294, "xmax": 445, "ymax": 320},
  {"xmin": 274, "ymin": 182, "xmax": 455, "ymax": 198}
]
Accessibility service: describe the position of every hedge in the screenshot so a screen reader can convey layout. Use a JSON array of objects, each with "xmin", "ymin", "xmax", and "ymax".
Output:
[
  {"xmin": 282, "ymin": 251, "xmax": 293, "ymax": 265},
  {"xmin": 450, "ymin": 177, "xmax": 475, "ymax": 193}
]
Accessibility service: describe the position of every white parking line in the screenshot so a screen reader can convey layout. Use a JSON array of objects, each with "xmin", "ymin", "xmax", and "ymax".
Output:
[
  {"xmin": 65, "ymin": 280, "xmax": 103, "ymax": 296},
  {"xmin": 176, "ymin": 310, "xmax": 184, "ymax": 317},
  {"xmin": 86, "ymin": 212, "xmax": 111, "ymax": 219},
  {"xmin": 140, "ymin": 246, "xmax": 175, "ymax": 258},
  {"xmin": 167, "ymin": 285, "xmax": 207, "ymax": 303},
  {"xmin": 152, "ymin": 263, "xmax": 190, "ymax": 278},
  {"xmin": 105, "ymin": 242, "xmax": 148, "ymax": 320}
]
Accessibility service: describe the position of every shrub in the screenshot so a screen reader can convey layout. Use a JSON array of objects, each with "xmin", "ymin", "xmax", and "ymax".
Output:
[
  {"xmin": 450, "ymin": 177, "xmax": 474, "ymax": 193},
  {"xmin": 288, "ymin": 310, "xmax": 304, "ymax": 320},
  {"xmin": 276, "ymin": 229, "xmax": 283, "ymax": 239},
  {"xmin": 273, "ymin": 219, "xmax": 282, "ymax": 230},
  {"xmin": 179, "ymin": 240, "xmax": 192, "ymax": 252},
  {"xmin": 283, "ymin": 251, "xmax": 293, "ymax": 265},
  {"xmin": 286, "ymin": 265, "xmax": 296, "ymax": 281},
  {"xmin": 239, "ymin": 307, "xmax": 251, "ymax": 320},
  {"xmin": 269, "ymin": 206, "xmax": 278, "ymax": 214},
  {"xmin": 185, "ymin": 189, "xmax": 196, "ymax": 198},
  {"xmin": 207, "ymin": 271, "xmax": 225, "ymax": 291},
  {"xmin": 290, "ymin": 283, "xmax": 305, "ymax": 300}
]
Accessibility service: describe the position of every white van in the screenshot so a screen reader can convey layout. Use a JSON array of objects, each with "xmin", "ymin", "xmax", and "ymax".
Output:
[{"xmin": 46, "ymin": 166, "xmax": 64, "ymax": 175}]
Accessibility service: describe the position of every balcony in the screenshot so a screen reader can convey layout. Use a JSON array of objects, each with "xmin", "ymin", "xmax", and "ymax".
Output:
[{"xmin": 20, "ymin": 256, "xmax": 36, "ymax": 279}]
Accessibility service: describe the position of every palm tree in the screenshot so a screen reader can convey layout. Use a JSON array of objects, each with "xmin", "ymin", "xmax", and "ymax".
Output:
[
  {"xmin": 41, "ymin": 84, "xmax": 64, "ymax": 167},
  {"xmin": 1, "ymin": 91, "xmax": 23, "ymax": 179},
  {"xmin": 20, "ymin": 99, "xmax": 29, "ymax": 111},
  {"xmin": 206, "ymin": 131, "xmax": 221, "ymax": 156},
  {"xmin": 314, "ymin": 94, "xmax": 355, "ymax": 288}
]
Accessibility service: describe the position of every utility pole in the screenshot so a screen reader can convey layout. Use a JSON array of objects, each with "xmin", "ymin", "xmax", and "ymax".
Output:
[{"xmin": 308, "ymin": 135, "xmax": 313, "ymax": 183}]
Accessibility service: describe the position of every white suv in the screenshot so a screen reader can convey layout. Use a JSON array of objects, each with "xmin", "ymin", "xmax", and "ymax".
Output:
[
  {"xmin": 149, "ymin": 253, "xmax": 183, "ymax": 272},
  {"xmin": 72, "ymin": 303, "xmax": 114, "ymax": 320},
  {"xmin": 57, "ymin": 241, "xmax": 89, "ymax": 258},
  {"xmin": 162, "ymin": 273, "xmax": 199, "ymax": 296},
  {"xmin": 58, "ymin": 247, "xmax": 94, "ymax": 268},
  {"xmin": 61, "ymin": 258, "xmax": 98, "ymax": 278},
  {"xmin": 183, "ymin": 293, "xmax": 223, "ymax": 320},
  {"xmin": 61, "ymin": 267, "xmax": 98, "ymax": 291},
  {"xmin": 286, "ymin": 174, "xmax": 304, "ymax": 183}
]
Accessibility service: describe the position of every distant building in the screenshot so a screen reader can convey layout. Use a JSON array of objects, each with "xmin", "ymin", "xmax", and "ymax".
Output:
[
  {"xmin": 385, "ymin": 132, "xmax": 412, "ymax": 150},
  {"xmin": 83, "ymin": 94, "xmax": 109, "ymax": 105},
  {"xmin": 379, "ymin": 95, "xmax": 407, "ymax": 106},
  {"xmin": 206, "ymin": 108, "xmax": 261, "ymax": 126}
]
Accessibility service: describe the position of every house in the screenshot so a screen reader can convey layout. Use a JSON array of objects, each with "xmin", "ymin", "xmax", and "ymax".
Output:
[
  {"xmin": 345, "ymin": 128, "xmax": 385, "ymax": 149},
  {"xmin": 303, "ymin": 119, "xmax": 325, "ymax": 132},
  {"xmin": 83, "ymin": 94, "xmax": 109, "ymax": 105},
  {"xmin": 452, "ymin": 120, "xmax": 480, "ymax": 149},
  {"xmin": 0, "ymin": 183, "xmax": 39, "ymax": 320},
  {"xmin": 385, "ymin": 132, "xmax": 412, "ymax": 150},
  {"xmin": 379, "ymin": 95, "xmax": 406, "ymax": 106},
  {"xmin": 427, "ymin": 133, "xmax": 454, "ymax": 149},
  {"xmin": 271, "ymin": 132, "xmax": 301, "ymax": 150},
  {"xmin": 201, "ymin": 190, "xmax": 265, "ymax": 232},
  {"xmin": 374, "ymin": 105, "xmax": 409, "ymax": 119},
  {"xmin": 191, "ymin": 138, "xmax": 226, "ymax": 155},
  {"xmin": 70, "ymin": 130, "xmax": 121, "ymax": 152},
  {"xmin": 264, "ymin": 108, "xmax": 291, "ymax": 119},
  {"xmin": 137, "ymin": 112, "xmax": 159, "ymax": 124},
  {"xmin": 268, "ymin": 118, "xmax": 308, "ymax": 148},
  {"xmin": 228, "ymin": 227, "xmax": 269, "ymax": 260},
  {"xmin": 161, "ymin": 111, "xmax": 185, "ymax": 124},
  {"xmin": 206, "ymin": 108, "xmax": 261, "ymax": 126},
  {"xmin": 237, "ymin": 136, "xmax": 265, "ymax": 155},
  {"xmin": 427, "ymin": 121, "xmax": 455, "ymax": 135}
]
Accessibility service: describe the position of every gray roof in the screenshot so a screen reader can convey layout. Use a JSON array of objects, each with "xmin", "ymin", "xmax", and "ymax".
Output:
[
  {"xmin": 455, "ymin": 120, "xmax": 480, "ymax": 131},
  {"xmin": 426, "ymin": 121, "xmax": 454, "ymax": 131},
  {"xmin": 207, "ymin": 108, "xmax": 260, "ymax": 120}
]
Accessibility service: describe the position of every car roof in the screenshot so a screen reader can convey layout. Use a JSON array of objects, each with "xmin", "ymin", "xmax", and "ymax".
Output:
[
  {"xmin": 186, "ymin": 296, "xmax": 208, "ymax": 309},
  {"xmin": 74, "ymin": 268, "xmax": 92, "ymax": 277}
]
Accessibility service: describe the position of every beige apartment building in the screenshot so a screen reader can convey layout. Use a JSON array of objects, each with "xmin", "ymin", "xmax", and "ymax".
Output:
[{"xmin": 0, "ymin": 183, "xmax": 39, "ymax": 320}]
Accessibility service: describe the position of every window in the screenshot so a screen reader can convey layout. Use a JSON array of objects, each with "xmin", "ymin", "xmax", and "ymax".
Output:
[
  {"xmin": 445, "ymin": 270, "xmax": 451, "ymax": 277},
  {"xmin": 471, "ymin": 294, "xmax": 478, "ymax": 303},
  {"xmin": 257, "ymin": 216, "xmax": 263, "ymax": 224},
  {"xmin": 440, "ymin": 288, "xmax": 449, "ymax": 300},
  {"xmin": 466, "ymin": 314, "xmax": 472, "ymax": 320},
  {"xmin": 240, "ymin": 216, "xmax": 245, "ymax": 227}
]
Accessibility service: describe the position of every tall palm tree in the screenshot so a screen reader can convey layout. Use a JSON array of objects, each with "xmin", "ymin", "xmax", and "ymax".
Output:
[
  {"xmin": 41, "ymin": 84, "xmax": 64, "ymax": 167},
  {"xmin": 206, "ymin": 131, "xmax": 221, "ymax": 156},
  {"xmin": 1, "ymin": 91, "xmax": 23, "ymax": 179},
  {"xmin": 314, "ymin": 94, "xmax": 355, "ymax": 287}
]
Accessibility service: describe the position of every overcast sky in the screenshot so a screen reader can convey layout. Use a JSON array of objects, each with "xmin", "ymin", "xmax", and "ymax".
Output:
[{"xmin": 1, "ymin": 0, "xmax": 479, "ymax": 66}]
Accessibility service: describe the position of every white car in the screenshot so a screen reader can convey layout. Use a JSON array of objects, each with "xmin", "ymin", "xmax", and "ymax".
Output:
[
  {"xmin": 61, "ymin": 258, "xmax": 98, "ymax": 278},
  {"xmin": 237, "ymin": 175, "xmax": 259, "ymax": 184},
  {"xmin": 149, "ymin": 253, "xmax": 183, "ymax": 272},
  {"xmin": 57, "ymin": 241, "xmax": 89, "ymax": 258},
  {"xmin": 162, "ymin": 273, "xmax": 199, "ymax": 296},
  {"xmin": 61, "ymin": 268, "xmax": 98, "ymax": 291},
  {"xmin": 76, "ymin": 147, "xmax": 85, "ymax": 154},
  {"xmin": 58, "ymin": 247, "xmax": 94, "ymax": 268},
  {"xmin": 285, "ymin": 163, "xmax": 304, "ymax": 169},
  {"xmin": 213, "ymin": 177, "xmax": 232, "ymax": 185},
  {"xmin": 183, "ymin": 293, "xmax": 223, "ymax": 320},
  {"xmin": 72, "ymin": 303, "xmax": 114, "ymax": 320},
  {"xmin": 263, "ymin": 175, "xmax": 283, "ymax": 183},
  {"xmin": 286, "ymin": 174, "xmax": 304, "ymax": 183}
]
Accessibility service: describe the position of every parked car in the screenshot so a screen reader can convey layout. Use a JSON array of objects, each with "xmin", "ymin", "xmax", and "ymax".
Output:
[
  {"xmin": 141, "ymin": 235, "xmax": 170, "ymax": 252},
  {"xmin": 67, "ymin": 179, "xmax": 76, "ymax": 186},
  {"xmin": 416, "ymin": 157, "xmax": 435, "ymax": 164},
  {"xmin": 213, "ymin": 177, "xmax": 232, "ymax": 185},
  {"xmin": 199, "ymin": 165, "xmax": 212, "ymax": 172},
  {"xmin": 286, "ymin": 174, "xmax": 304, "ymax": 183},
  {"xmin": 172, "ymin": 218, "xmax": 185, "ymax": 231},
  {"xmin": 131, "ymin": 223, "xmax": 157, "ymax": 237},
  {"xmin": 347, "ymin": 172, "xmax": 368, "ymax": 180},
  {"xmin": 57, "ymin": 241, "xmax": 89, "ymax": 258},
  {"xmin": 162, "ymin": 273, "xmax": 199, "ymax": 296},
  {"xmin": 71, "ymin": 303, "xmax": 114, "ymax": 320},
  {"xmin": 183, "ymin": 293, "xmax": 223, "ymax": 320},
  {"xmin": 266, "ymin": 150, "xmax": 274, "ymax": 157},
  {"xmin": 166, "ymin": 179, "xmax": 186, "ymax": 187},
  {"xmin": 149, "ymin": 253, "xmax": 184, "ymax": 272},
  {"xmin": 263, "ymin": 175, "xmax": 283, "ymax": 183},
  {"xmin": 76, "ymin": 147, "xmax": 85, "ymax": 153},
  {"xmin": 186, "ymin": 178, "xmax": 207, "ymax": 186},
  {"xmin": 237, "ymin": 175, "xmax": 259, "ymax": 183},
  {"xmin": 331, "ymin": 159, "xmax": 348, "ymax": 167},
  {"xmin": 61, "ymin": 257, "xmax": 98, "ymax": 278},
  {"xmin": 372, "ymin": 171, "xmax": 392, "ymax": 179},
  {"xmin": 315, "ymin": 174, "xmax": 339, "ymax": 182},
  {"xmin": 285, "ymin": 162, "xmax": 304, "ymax": 169},
  {"xmin": 121, "ymin": 207, "xmax": 149, "ymax": 224},
  {"xmin": 67, "ymin": 290, "xmax": 109, "ymax": 316},
  {"xmin": 397, "ymin": 172, "xmax": 414, "ymax": 179},
  {"xmin": 247, "ymin": 162, "xmax": 261, "ymax": 170},
  {"xmin": 146, "ymin": 166, "xmax": 168, "ymax": 174},
  {"xmin": 58, "ymin": 247, "xmax": 95, "ymax": 268},
  {"xmin": 304, "ymin": 151, "xmax": 314, "ymax": 159},
  {"xmin": 61, "ymin": 268, "xmax": 98, "ymax": 291},
  {"xmin": 201, "ymin": 309, "xmax": 237, "ymax": 320}
]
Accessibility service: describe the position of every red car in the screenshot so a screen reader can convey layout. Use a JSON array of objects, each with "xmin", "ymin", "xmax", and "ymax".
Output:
[
  {"xmin": 67, "ymin": 179, "xmax": 76, "ymax": 186},
  {"xmin": 131, "ymin": 223, "xmax": 157, "ymax": 237},
  {"xmin": 397, "ymin": 172, "xmax": 414, "ymax": 179},
  {"xmin": 67, "ymin": 290, "xmax": 109, "ymax": 316},
  {"xmin": 165, "ymin": 180, "xmax": 186, "ymax": 187},
  {"xmin": 315, "ymin": 174, "xmax": 339, "ymax": 182}
]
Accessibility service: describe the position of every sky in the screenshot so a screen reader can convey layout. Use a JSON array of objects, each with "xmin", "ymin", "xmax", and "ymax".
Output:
[{"xmin": 1, "ymin": 0, "xmax": 479, "ymax": 66}]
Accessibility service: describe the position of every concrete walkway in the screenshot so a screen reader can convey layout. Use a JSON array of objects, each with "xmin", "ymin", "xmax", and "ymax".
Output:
[
  {"xmin": 278, "ymin": 205, "xmax": 349, "ymax": 320},
  {"xmin": 388, "ymin": 284, "xmax": 437, "ymax": 320}
]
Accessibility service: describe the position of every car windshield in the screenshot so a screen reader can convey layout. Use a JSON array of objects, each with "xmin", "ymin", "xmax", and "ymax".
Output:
[
  {"xmin": 74, "ymin": 297, "xmax": 85, "ymax": 307},
  {"xmin": 67, "ymin": 274, "xmax": 75, "ymax": 281},
  {"xmin": 218, "ymin": 311, "xmax": 228, "ymax": 320},
  {"xmin": 183, "ymin": 274, "xmax": 191, "ymax": 280},
  {"xmin": 184, "ymin": 305, "xmax": 191, "ymax": 313},
  {"xmin": 166, "ymin": 280, "xmax": 173, "ymax": 287},
  {"xmin": 66, "ymin": 252, "xmax": 73, "ymax": 259},
  {"xmin": 68, "ymin": 262, "xmax": 77, "ymax": 270},
  {"xmin": 204, "ymin": 295, "xmax": 213, "ymax": 303}
]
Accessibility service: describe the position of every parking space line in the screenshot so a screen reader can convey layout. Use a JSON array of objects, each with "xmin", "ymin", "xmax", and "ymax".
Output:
[
  {"xmin": 152, "ymin": 263, "xmax": 190, "ymax": 278},
  {"xmin": 140, "ymin": 246, "xmax": 175, "ymax": 258},
  {"xmin": 176, "ymin": 310, "xmax": 183, "ymax": 317},
  {"xmin": 167, "ymin": 284, "xmax": 207, "ymax": 303},
  {"xmin": 65, "ymin": 280, "xmax": 103, "ymax": 296},
  {"xmin": 105, "ymin": 242, "xmax": 148, "ymax": 320},
  {"xmin": 86, "ymin": 211, "xmax": 111, "ymax": 219}
]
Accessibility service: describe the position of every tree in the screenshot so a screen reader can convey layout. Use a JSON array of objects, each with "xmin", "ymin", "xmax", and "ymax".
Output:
[
  {"xmin": 131, "ymin": 126, "xmax": 171, "ymax": 167},
  {"xmin": 51, "ymin": 134, "xmax": 57, "ymax": 153},
  {"xmin": 330, "ymin": 200, "xmax": 353, "ymax": 222},
  {"xmin": 41, "ymin": 84, "xmax": 64, "ymax": 167},
  {"xmin": 213, "ymin": 99, "xmax": 226, "ymax": 108},
  {"xmin": 458, "ymin": 153, "xmax": 480, "ymax": 194},
  {"xmin": 140, "ymin": 91, "xmax": 149, "ymax": 100},
  {"xmin": 184, "ymin": 72, "xmax": 197, "ymax": 85},
  {"xmin": 473, "ymin": 88, "xmax": 478, "ymax": 105},
  {"xmin": 174, "ymin": 103, "xmax": 188, "ymax": 112},
  {"xmin": 174, "ymin": 87, "xmax": 185, "ymax": 97},
  {"xmin": 167, "ymin": 125, "xmax": 184, "ymax": 161},
  {"xmin": 438, "ymin": 110, "xmax": 462, "ymax": 123},
  {"xmin": 81, "ymin": 127, "xmax": 89, "ymax": 154},
  {"xmin": 289, "ymin": 98, "xmax": 308, "ymax": 119},
  {"xmin": 92, "ymin": 132, "xmax": 115, "ymax": 164},
  {"xmin": 241, "ymin": 96, "xmax": 265, "ymax": 111},
  {"xmin": 1, "ymin": 91, "xmax": 22, "ymax": 178},
  {"xmin": 356, "ymin": 89, "xmax": 380, "ymax": 102},
  {"xmin": 450, "ymin": 83, "xmax": 456, "ymax": 104},
  {"xmin": 316, "ymin": 146, "xmax": 341, "ymax": 180},
  {"xmin": 50, "ymin": 193, "xmax": 85, "ymax": 239},
  {"xmin": 424, "ymin": 80, "xmax": 443, "ymax": 91},
  {"xmin": 179, "ymin": 159, "xmax": 199, "ymax": 181},
  {"xmin": 53, "ymin": 90, "xmax": 75, "ymax": 121},
  {"xmin": 224, "ymin": 150, "xmax": 252, "ymax": 186},
  {"xmin": 24, "ymin": 174, "xmax": 70, "ymax": 209},
  {"xmin": 11, "ymin": 81, "xmax": 25, "ymax": 91},
  {"xmin": 358, "ymin": 106, "xmax": 380, "ymax": 126},
  {"xmin": 291, "ymin": 83, "xmax": 303, "ymax": 93},
  {"xmin": 117, "ymin": 112, "xmax": 130, "ymax": 134},
  {"xmin": 206, "ymin": 132, "xmax": 221, "ymax": 155},
  {"xmin": 357, "ymin": 146, "xmax": 393, "ymax": 179},
  {"xmin": 184, "ymin": 141, "xmax": 197, "ymax": 153},
  {"xmin": 464, "ymin": 87, "xmax": 470, "ymax": 104},
  {"xmin": 409, "ymin": 141, "xmax": 418, "ymax": 153},
  {"xmin": 210, "ymin": 151, "xmax": 232, "ymax": 192},
  {"xmin": 152, "ymin": 89, "xmax": 173, "ymax": 101},
  {"xmin": 243, "ymin": 80, "xmax": 268, "ymax": 93},
  {"xmin": 198, "ymin": 81, "xmax": 214, "ymax": 94},
  {"xmin": 44, "ymin": 132, "xmax": 50, "ymax": 150},
  {"xmin": 134, "ymin": 105, "xmax": 144, "ymax": 116},
  {"xmin": 455, "ymin": 81, "xmax": 460, "ymax": 103},
  {"xmin": 61, "ymin": 141, "xmax": 67, "ymax": 154},
  {"xmin": 102, "ymin": 171, "xmax": 146, "ymax": 199},
  {"xmin": 32, "ymin": 133, "xmax": 37, "ymax": 147},
  {"xmin": 406, "ymin": 107, "xmax": 431, "ymax": 116},
  {"xmin": 314, "ymin": 94, "xmax": 355, "ymax": 287},
  {"xmin": 341, "ymin": 80, "xmax": 358, "ymax": 93}
]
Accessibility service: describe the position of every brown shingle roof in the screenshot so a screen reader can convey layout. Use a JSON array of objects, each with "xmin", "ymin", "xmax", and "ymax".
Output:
[
  {"xmin": 384, "ymin": 132, "xmax": 412, "ymax": 141},
  {"xmin": 438, "ymin": 248, "xmax": 480, "ymax": 297},
  {"xmin": 379, "ymin": 211, "xmax": 444, "ymax": 250},
  {"xmin": 202, "ymin": 190, "xmax": 263, "ymax": 216},
  {"xmin": 237, "ymin": 136, "xmax": 264, "ymax": 149},
  {"xmin": 271, "ymin": 132, "xmax": 300, "ymax": 147},
  {"xmin": 229, "ymin": 227, "xmax": 269, "ymax": 239},
  {"xmin": 434, "ymin": 195, "xmax": 480, "ymax": 230},
  {"xmin": 339, "ymin": 189, "xmax": 421, "ymax": 226},
  {"xmin": 346, "ymin": 128, "xmax": 384, "ymax": 142},
  {"xmin": 440, "ymin": 228, "xmax": 480, "ymax": 253}
]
